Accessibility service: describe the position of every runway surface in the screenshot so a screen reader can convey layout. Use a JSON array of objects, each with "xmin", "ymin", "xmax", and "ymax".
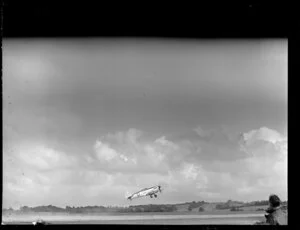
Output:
[{"xmin": 2, "ymin": 213, "xmax": 266, "ymax": 225}]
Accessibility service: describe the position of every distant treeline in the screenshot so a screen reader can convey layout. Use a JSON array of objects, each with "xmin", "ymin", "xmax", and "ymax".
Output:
[
  {"xmin": 215, "ymin": 200, "xmax": 288, "ymax": 210},
  {"xmin": 3, "ymin": 200, "xmax": 287, "ymax": 213},
  {"xmin": 185, "ymin": 200, "xmax": 288, "ymax": 211},
  {"xmin": 3, "ymin": 204, "xmax": 177, "ymax": 213},
  {"xmin": 120, "ymin": 204, "xmax": 177, "ymax": 213},
  {"xmin": 243, "ymin": 200, "xmax": 287, "ymax": 207},
  {"xmin": 21, "ymin": 205, "xmax": 66, "ymax": 213},
  {"xmin": 188, "ymin": 201, "xmax": 208, "ymax": 211},
  {"xmin": 18, "ymin": 205, "xmax": 112, "ymax": 213}
]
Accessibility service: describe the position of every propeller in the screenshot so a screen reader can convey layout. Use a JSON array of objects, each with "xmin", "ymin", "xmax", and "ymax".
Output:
[{"xmin": 158, "ymin": 185, "xmax": 162, "ymax": 193}]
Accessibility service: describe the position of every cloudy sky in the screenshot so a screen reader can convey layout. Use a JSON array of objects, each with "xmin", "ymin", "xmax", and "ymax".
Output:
[{"xmin": 3, "ymin": 39, "xmax": 287, "ymax": 209}]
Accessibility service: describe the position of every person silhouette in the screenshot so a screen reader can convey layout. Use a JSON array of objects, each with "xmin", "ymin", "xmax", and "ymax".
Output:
[{"xmin": 264, "ymin": 194, "xmax": 287, "ymax": 225}]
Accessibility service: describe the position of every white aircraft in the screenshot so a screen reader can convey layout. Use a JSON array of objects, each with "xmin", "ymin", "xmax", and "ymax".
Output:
[{"xmin": 126, "ymin": 185, "xmax": 162, "ymax": 201}]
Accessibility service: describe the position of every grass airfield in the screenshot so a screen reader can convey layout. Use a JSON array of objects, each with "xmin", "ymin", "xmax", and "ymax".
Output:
[{"xmin": 2, "ymin": 211, "xmax": 266, "ymax": 225}]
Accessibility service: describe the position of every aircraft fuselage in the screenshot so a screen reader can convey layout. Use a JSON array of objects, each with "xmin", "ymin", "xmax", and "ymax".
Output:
[{"xmin": 127, "ymin": 186, "xmax": 160, "ymax": 200}]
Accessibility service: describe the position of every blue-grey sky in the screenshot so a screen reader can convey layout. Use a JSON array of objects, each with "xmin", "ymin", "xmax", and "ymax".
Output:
[{"xmin": 3, "ymin": 39, "xmax": 287, "ymax": 209}]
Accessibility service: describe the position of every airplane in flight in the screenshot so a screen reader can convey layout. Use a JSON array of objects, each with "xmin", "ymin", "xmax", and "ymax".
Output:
[{"xmin": 126, "ymin": 185, "xmax": 162, "ymax": 201}]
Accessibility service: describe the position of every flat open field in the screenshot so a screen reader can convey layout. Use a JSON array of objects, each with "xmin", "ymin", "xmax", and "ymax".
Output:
[{"xmin": 2, "ymin": 212, "xmax": 266, "ymax": 225}]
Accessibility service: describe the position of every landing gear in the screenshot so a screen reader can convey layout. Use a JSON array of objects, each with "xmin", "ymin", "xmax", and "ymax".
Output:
[
  {"xmin": 150, "ymin": 195, "xmax": 153, "ymax": 198},
  {"xmin": 154, "ymin": 194, "xmax": 157, "ymax": 198}
]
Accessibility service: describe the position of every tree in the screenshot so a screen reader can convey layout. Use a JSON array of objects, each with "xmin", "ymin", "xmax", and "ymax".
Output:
[
  {"xmin": 199, "ymin": 207, "xmax": 204, "ymax": 212},
  {"xmin": 231, "ymin": 207, "xmax": 243, "ymax": 211},
  {"xmin": 20, "ymin": 206, "xmax": 31, "ymax": 212}
]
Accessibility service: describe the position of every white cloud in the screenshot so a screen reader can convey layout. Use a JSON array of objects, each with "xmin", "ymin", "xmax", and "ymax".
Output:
[
  {"xmin": 120, "ymin": 154, "xmax": 129, "ymax": 162},
  {"xmin": 12, "ymin": 143, "xmax": 77, "ymax": 170},
  {"xmin": 180, "ymin": 163, "xmax": 199, "ymax": 180},
  {"xmin": 93, "ymin": 130, "xmax": 180, "ymax": 174},
  {"xmin": 194, "ymin": 126, "xmax": 211, "ymax": 138},
  {"xmin": 242, "ymin": 126, "xmax": 285, "ymax": 145},
  {"xmin": 85, "ymin": 155, "xmax": 94, "ymax": 163},
  {"xmin": 182, "ymin": 126, "xmax": 287, "ymax": 201},
  {"xmin": 2, "ymin": 126, "xmax": 288, "ymax": 208},
  {"xmin": 126, "ymin": 128, "xmax": 143, "ymax": 144},
  {"xmin": 144, "ymin": 145, "xmax": 165, "ymax": 164},
  {"xmin": 154, "ymin": 136, "xmax": 179, "ymax": 150},
  {"xmin": 94, "ymin": 140, "xmax": 118, "ymax": 162},
  {"xmin": 89, "ymin": 126, "xmax": 287, "ymax": 201},
  {"xmin": 235, "ymin": 127, "xmax": 287, "ymax": 199}
]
